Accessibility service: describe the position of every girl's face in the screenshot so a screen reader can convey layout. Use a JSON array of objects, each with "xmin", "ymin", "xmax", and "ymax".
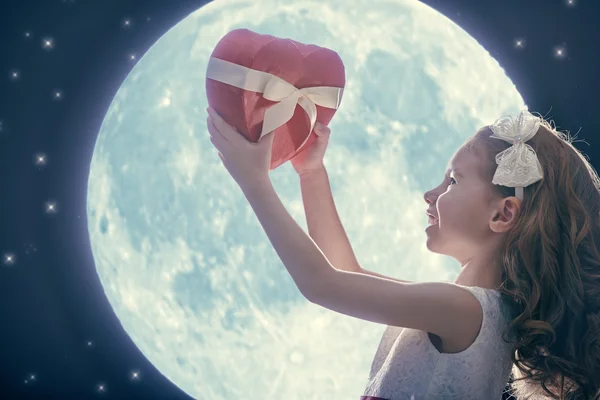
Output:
[{"xmin": 423, "ymin": 146, "xmax": 498, "ymax": 264}]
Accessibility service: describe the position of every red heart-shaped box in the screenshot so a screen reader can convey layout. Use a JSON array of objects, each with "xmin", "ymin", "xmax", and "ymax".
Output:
[{"xmin": 205, "ymin": 28, "xmax": 346, "ymax": 170}]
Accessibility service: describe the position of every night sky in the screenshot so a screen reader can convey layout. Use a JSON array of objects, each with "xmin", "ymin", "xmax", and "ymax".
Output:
[{"xmin": 1, "ymin": 0, "xmax": 599, "ymax": 399}]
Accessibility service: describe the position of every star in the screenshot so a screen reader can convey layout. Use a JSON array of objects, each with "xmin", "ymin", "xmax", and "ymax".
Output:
[
  {"xmin": 514, "ymin": 38, "xmax": 526, "ymax": 50},
  {"xmin": 130, "ymin": 370, "xmax": 141, "ymax": 382},
  {"xmin": 24, "ymin": 31, "xmax": 31, "ymax": 38},
  {"xmin": 34, "ymin": 153, "xmax": 47, "ymax": 167},
  {"xmin": 3, "ymin": 253, "xmax": 16, "ymax": 266},
  {"xmin": 87, "ymin": 340, "xmax": 93, "ymax": 347},
  {"xmin": 53, "ymin": 90, "xmax": 63, "ymax": 100},
  {"xmin": 41, "ymin": 37, "xmax": 55, "ymax": 51},
  {"xmin": 96, "ymin": 383, "xmax": 106, "ymax": 393},
  {"xmin": 45, "ymin": 201, "xmax": 58, "ymax": 214},
  {"xmin": 9, "ymin": 69, "xmax": 20, "ymax": 81},
  {"xmin": 123, "ymin": 18, "xmax": 132, "ymax": 28},
  {"xmin": 554, "ymin": 45, "xmax": 567, "ymax": 59},
  {"xmin": 24, "ymin": 243, "xmax": 38, "ymax": 256}
]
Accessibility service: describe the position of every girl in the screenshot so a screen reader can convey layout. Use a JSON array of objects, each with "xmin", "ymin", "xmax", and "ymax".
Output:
[{"xmin": 207, "ymin": 108, "xmax": 600, "ymax": 399}]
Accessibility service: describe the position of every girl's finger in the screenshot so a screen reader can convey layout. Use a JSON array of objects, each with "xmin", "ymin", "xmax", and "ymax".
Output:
[
  {"xmin": 210, "ymin": 135, "xmax": 225, "ymax": 155},
  {"xmin": 208, "ymin": 116, "xmax": 228, "ymax": 142},
  {"xmin": 315, "ymin": 123, "xmax": 330, "ymax": 136},
  {"xmin": 209, "ymin": 123, "xmax": 227, "ymax": 150}
]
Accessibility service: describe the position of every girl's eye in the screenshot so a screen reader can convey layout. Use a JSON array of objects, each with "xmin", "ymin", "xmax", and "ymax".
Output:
[{"xmin": 448, "ymin": 177, "xmax": 457, "ymax": 186}]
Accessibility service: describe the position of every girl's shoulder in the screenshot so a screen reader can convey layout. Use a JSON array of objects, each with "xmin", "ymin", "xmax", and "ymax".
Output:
[{"xmin": 454, "ymin": 285, "xmax": 514, "ymax": 326}]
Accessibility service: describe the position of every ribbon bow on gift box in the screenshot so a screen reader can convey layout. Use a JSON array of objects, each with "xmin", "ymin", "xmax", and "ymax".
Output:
[{"xmin": 206, "ymin": 56, "xmax": 344, "ymax": 154}]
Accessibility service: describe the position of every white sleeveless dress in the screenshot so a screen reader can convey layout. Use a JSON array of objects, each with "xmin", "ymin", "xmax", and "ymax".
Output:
[{"xmin": 360, "ymin": 285, "xmax": 515, "ymax": 400}]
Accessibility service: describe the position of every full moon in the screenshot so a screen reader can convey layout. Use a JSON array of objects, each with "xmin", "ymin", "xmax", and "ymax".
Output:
[{"xmin": 86, "ymin": 0, "xmax": 525, "ymax": 398}]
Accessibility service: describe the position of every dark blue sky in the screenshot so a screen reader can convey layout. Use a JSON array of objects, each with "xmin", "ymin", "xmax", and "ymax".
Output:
[{"xmin": 0, "ymin": 0, "xmax": 598, "ymax": 399}]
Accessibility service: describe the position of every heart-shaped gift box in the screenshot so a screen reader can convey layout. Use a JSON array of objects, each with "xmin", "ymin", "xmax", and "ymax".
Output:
[{"xmin": 205, "ymin": 28, "xmax": 346, "ymax": 170}]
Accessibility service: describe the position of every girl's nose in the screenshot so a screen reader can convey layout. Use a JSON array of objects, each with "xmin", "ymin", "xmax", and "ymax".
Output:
[{"xmin": 424, "ymin": 191, "xmax": 434, "ymax": 204}]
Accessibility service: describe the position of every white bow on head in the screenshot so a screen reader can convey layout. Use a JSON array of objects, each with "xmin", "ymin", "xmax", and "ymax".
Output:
[{"xmin": 488, "ymin": 110, "xmax": 544, "ymax": 200}]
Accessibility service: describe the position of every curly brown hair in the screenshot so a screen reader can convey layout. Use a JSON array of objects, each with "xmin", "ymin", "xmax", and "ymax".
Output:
[{"xmin": 465, "ymin": 113, "xmax": 600, "ymax": 399}]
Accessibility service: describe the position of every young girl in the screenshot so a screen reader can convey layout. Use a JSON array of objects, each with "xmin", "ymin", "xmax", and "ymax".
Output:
[
  {"xmin": 292, "ymin": 110, "xmax": 600, "ymax": 400},
  {"xmin": 207, "ymin": 108, "xmax": 600, "ymax": 399}
]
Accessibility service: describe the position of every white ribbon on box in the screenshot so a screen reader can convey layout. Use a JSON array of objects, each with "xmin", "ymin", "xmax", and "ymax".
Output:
[{"xmin": 206, "ymin": 57, "xmax": 344, "ymax": 152}]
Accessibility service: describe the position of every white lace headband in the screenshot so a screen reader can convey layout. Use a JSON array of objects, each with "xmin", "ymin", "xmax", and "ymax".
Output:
[{"xmin": 488, "ymin": 110, "xmax": 544, "ymax": 200}]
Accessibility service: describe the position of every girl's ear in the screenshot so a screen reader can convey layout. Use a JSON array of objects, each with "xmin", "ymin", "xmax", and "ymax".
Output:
[{"xmin": 491, "ymin": 197, "xmax": 521, "ymax": 232}]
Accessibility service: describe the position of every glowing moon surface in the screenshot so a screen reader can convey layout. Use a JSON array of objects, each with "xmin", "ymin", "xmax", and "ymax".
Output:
[{"xmin": 86, "ymin": 0, "xmax": 525, "ymax": 398}]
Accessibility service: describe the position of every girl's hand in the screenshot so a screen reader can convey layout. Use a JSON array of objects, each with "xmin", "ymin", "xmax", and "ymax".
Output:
[
  {"xmin": 290, "ymin": 122, "xmax": 331, "ymax": 176},
  {"xmin": 207, "ymin": 107, "xmax": 275, "ymax": 192}
]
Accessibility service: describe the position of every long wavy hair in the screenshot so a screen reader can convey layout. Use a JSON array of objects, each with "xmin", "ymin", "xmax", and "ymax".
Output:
[{"xmin": 464, "ymin": 112, "xmax": 600, "ymax": 399}]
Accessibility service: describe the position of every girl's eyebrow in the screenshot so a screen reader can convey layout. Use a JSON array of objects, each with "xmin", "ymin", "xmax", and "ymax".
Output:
[{"xmin": 445, "ymin": 168, "xmax": 464, "ymax": 178}]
